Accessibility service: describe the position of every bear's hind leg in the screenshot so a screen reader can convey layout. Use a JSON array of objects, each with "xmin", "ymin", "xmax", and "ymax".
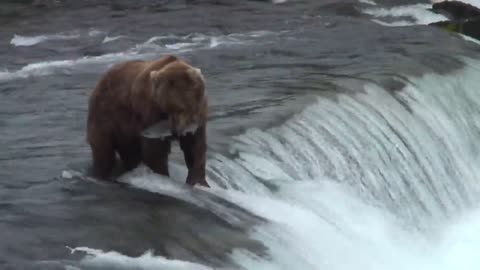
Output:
[
  {"xmin": 89, "ymin": 136, "xmax": 115, "ymax": 180},
  {"xmin": 116, "ymin": 138, "xmax": 142, "ymax": 172},
  {"xmin": 141, "ymin": 137, "xmax": 171, "ymax": 177}
]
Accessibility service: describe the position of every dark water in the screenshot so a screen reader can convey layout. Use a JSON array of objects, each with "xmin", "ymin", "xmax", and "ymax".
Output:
[{"xmin": 2, "ymin": 0, "xmax": 480, "ymax": 269}]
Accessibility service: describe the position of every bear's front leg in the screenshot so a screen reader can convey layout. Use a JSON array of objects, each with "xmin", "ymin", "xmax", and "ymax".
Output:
[
  {"xmin": 141, "ymin": 137, "xmax": 171, "ymax": 177},
  {"xmin": 179, "ymin": 124, "xmax": 209, "ymax": 187}
]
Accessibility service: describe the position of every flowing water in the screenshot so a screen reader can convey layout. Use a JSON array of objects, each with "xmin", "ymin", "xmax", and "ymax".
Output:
[{"xmin": 2, "ymin": 0, "xmax": 480, "ymax": 269}]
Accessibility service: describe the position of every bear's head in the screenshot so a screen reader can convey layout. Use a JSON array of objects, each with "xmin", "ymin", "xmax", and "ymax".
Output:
[{"xmin": 149, "ymin": 60, "xmax": 207, "ymax": 133}]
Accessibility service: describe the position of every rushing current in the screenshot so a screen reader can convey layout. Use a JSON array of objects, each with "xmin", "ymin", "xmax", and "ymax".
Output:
[{"xmin": 2, "ymin": 0, "xmax": 480, "ymax": 269}]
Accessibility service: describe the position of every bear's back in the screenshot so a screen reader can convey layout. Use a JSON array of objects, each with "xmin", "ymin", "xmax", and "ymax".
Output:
[{"xmin": 87, "ymin": 56, "xmax": 181, "ymax": 136}]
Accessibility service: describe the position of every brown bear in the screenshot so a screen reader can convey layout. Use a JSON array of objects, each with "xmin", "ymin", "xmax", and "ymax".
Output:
[{"xmin": 86, "ymin": 55, "xmax": 209, "ymax": 187}]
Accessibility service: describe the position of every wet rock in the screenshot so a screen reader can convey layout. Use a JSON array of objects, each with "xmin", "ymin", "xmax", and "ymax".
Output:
[
  {"xmin": 428, "ymin": 1, "xmax": 480, "ymax": 41},
  {"xmin": 431, "ymin": 0, "xmax": 480, "ymax": 21},
  {"xmin": 430, "ymin": 19, "xmax": 480, "ymax": 41}
]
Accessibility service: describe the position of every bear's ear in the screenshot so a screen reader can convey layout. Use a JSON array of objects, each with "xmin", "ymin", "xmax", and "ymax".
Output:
[
  {"xmin": 187, "ymin": 67, "xmax": 205, "ymax": 86},
  {"xmin": 187, "ymin": 68, "xmax": 203, "ymax": 77},
  {"xmin": 149, "ymin": 70, "xmax": 162, "ymax": 82}
]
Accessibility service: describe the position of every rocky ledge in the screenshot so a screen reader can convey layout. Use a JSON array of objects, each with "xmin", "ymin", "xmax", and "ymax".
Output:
[{"xmin": 428, "ymin": 1, "xmax": 480, "ymax": 41}]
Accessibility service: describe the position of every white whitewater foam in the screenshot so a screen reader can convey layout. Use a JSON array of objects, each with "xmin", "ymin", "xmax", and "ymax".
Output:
[
  {"xmin": 0, "ymin": 69, "xmax": 10, "ymax": 80},
  {"xmin": 68, "ymin": 247, "xmax": 212, "ymax": 270},
  {"xmin": 371, "ymin": 19, "xmax": 418, "ymax": 27},
  {"xmin": 1, "ymin": 30, "xmax": 277, "ymax": 82},
  {"xmin": 0, "ymin": 51, "xmax": 135, "ymax": 81},
  {"xmin": 461, "ymin": 34, "xmax": 480, "ymax": 46},
  {"xmin": 11, "ymin": 34, "xmax": 76, "ymax": 46},
  {"xmin": 117, "ymin": 165, "xmax": 193, "ymax": 197},
  {"xmin": 102, "ymin": 35, "xmax": 125, "ymax": 44},
  {"xmin": 10, "ymin": 30, "xmax": 102, "ymax": 47},
  {"xmin": 436, "ymin": 209, "xmax": 480, "ymax": 270},
  {"xmin": 225, "ymin": 183, "xmax": 480, "ymax": 270},
  {"xmin": 165, "ymin": 42, "xmax": 196, "ymax": 50},
  {"xmin": 359, "ymin": 0, "xmax": 377, "ymax": 5},
  {"xmin": 225, "ymin": 182, "xmax": 432, "ymax": 270},
  {"xmin": 61, "ymin": 170, "xmax": 74, "ymax": 179},
  {"xmin": 363, "ymin": 3, "xmax": 448, "ymax": 26}
]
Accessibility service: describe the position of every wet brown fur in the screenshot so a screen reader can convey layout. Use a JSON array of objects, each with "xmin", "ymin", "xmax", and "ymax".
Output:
[{"xmin": 86, "ymin": 55, "xmax": 209, "ymax": 187}]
